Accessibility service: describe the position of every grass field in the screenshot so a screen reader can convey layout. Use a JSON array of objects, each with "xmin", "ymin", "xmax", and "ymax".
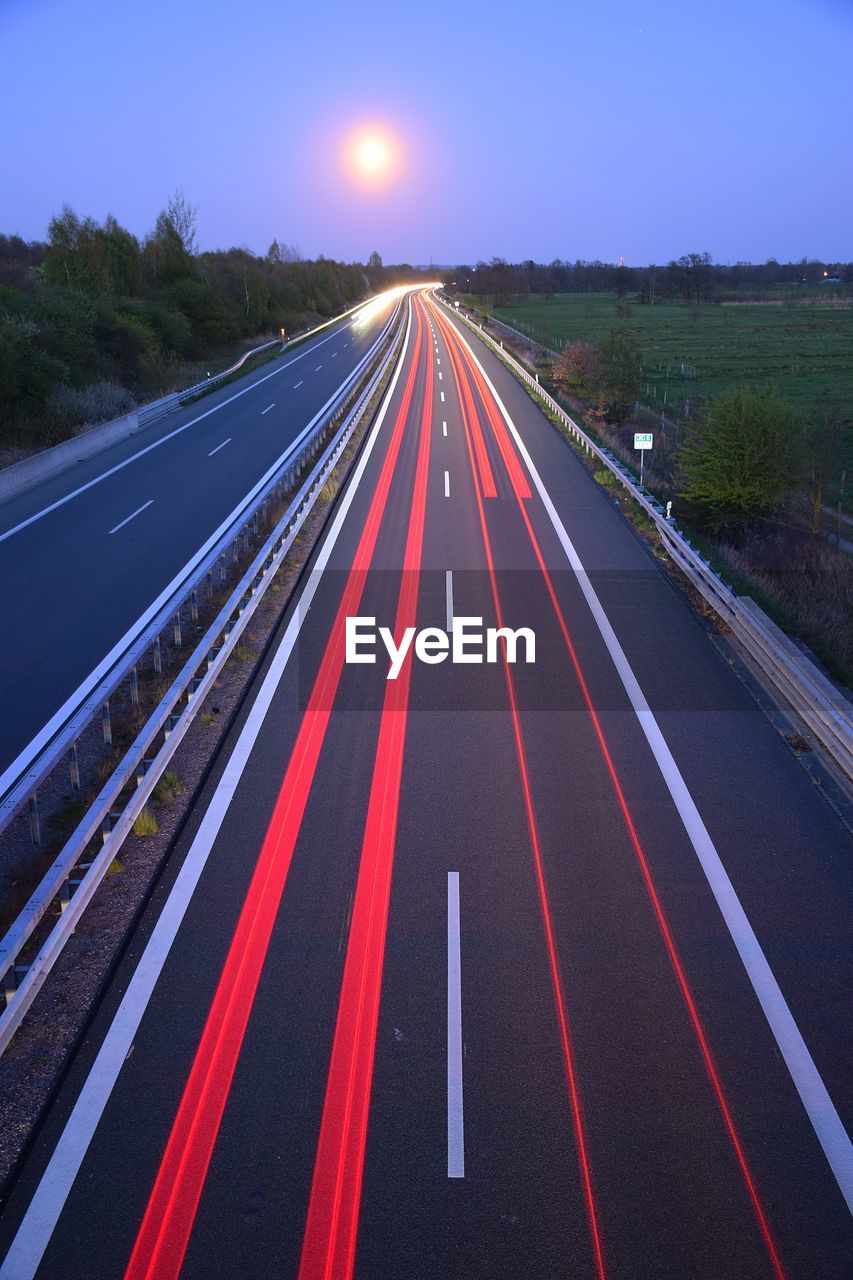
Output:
[{"xmin": 492, "ymin": 293, "xmax": 853, "ymax": 424}]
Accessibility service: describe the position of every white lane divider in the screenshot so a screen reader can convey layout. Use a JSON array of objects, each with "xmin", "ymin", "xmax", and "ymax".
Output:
[
  {"xmin": 293, "ymin": 381, "xmax": 303, "ymax": 389},
  {"xmin": 444, "ymin": 470, "xmax": 450, "ymax": 498},
  {"xmin": 108, "ymin": 500, "xmax": 154, "ymax": 536},
  {"xmin": 314, "ymin": 365, "xmax": 323, "ymax": 372},
  {"xmin": 445, "ymin": 570, "xmax": 454, "ymax": 633},
  {"xmin": 332, "ymin": 352, "xmax": 338, "ymax": 358},
  {"xmin": 448, "ymin": 871, "xmax": 465, "ymax": 1178},
  {"xmin": 208, "ymin": 438, "xmax": 232, "ymax": 457},
  {"xmin": 261, "ymin": 404, "xmax": 275, "ymax": 416},
  {"xmin": 440, "ymin": 391, "xmax": 445, "ymax": 403},
  {"xmin": 438, "ymin": 372, "xmax": 443, "ymax": 381},
  {"xmin": 442, "ymin": 421, "xmax": 448, "ymax": 438}
]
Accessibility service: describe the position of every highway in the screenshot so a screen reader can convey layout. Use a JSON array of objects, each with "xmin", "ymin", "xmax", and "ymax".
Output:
[
  {"xmin": 0, "ymin": 294, "xmax": 397, "ymax": 806},
  {"xmin": 0, "ymin": 289, "xmax": 850, "ymax": 1278}
]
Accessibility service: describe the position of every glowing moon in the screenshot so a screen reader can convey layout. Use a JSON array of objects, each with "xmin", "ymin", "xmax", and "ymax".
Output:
[{"xmin": 344, "ymin": 125, "xmax": 400, "ymax": 189}]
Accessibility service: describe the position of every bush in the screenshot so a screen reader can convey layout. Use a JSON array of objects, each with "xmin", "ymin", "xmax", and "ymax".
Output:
[
  {"xmin": 679, "ymin": 387, "xmax": 800, "ymax": 530},
  {"xmin": 95, "ymin": 306, "xmax": 160, "ymax": 382},
  {"xmin": 162, "ymin": 279, "xmax": 240, "ymax": 353},
  {"xmin": 47, "ymin": 380, "xmax": 137, "ymax": 430}
]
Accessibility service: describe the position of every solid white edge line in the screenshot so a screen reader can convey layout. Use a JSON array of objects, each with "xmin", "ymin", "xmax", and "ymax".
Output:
[
  {"xmin": 107, "ymin": 500, "xmax": 154, "ymax": 536},
  {"xmin": 0, "ymin": 299, "xmax": 417, "ymax": 1280},
  {"xmin": 445, "ymin": 569, "xmax": 454, "ymax": 633},
  {"xmin": 444, "ymin": 470, "xmax": 450, "ymax": 498},
  {"xmin": 0, "ymin": 317, "xmax": 367, "ymax": 548},
  {"xmin": 447, "ymin": 871, "xmax": 464, "ymax": 1178},
  {"xmin": 207, "ymin": 438, "xmax": 232, "ymax": 458},
  {"xmin": 0, "ymin": 316, "xmax": 396, "ymax": 805},
  {"xmin": 447, "ymin": 307, "xmax": 853, "ymax": 1214}
]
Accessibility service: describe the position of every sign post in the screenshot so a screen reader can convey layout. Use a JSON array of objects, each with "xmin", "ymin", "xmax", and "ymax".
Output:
[{"xmin": 633, "ymin": 431, "xmax": 653, "ymax": 484}]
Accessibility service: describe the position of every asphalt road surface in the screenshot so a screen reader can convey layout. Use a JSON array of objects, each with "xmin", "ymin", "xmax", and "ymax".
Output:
[
  {"xmin": 0, "ymin": 294, "xmax": 397, "ymax": 801},
  {"xmin": 0, "ymin": 290, "xmax": 850, "ymax": 1279}
]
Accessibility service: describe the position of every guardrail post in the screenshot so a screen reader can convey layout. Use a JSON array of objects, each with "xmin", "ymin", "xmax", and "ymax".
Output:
[
  {"xmin": 28, "ymin": 793, "xmax": 41, "ymax": 845},
  {"xmin": 130, "ymin": 665, "xmax": 139, "ymax": 706},
  {"xmin": 68, "ymin": 741, "xmax": 80, "ymax": 791},
  {"xmin": 190, "ymin": 589, "xmax": 199, "ymax": 624},
  {"xmin": 153, "ymin": 634, "xmax": 162, "ymax": 675},
  {"xmin": 173, "ymin": 612, "xmax": 182, "ymax": 648},
  {"xmin": 102, "ymin": 700, "xmax": 112, "ymax": 746}
]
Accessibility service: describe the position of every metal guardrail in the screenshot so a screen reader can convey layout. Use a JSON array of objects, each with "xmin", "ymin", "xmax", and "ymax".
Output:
[
  {"xmin": 134, "ymin": 339, "xmax": 282, "ymax": 429},
  {"xmin": 0, "ymin": 299, "xmax": 409, "ymax": 1054},
  {"xmin": 0, "ymin": 302, "xmax": 402, "ymax": 841},
  {"xmin": 437, "ymin": 295, "xmax": 853, "ymax": 780}
]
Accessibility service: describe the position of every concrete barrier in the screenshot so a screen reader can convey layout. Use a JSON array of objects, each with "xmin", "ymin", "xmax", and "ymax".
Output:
[{"xmin": 0, "ymin": 410, "xmax": 145, "ymax": 503}]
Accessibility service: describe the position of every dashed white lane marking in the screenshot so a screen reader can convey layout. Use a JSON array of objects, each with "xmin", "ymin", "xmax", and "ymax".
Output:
[
  {"xmin": 444, "ymin": 470, "xmax": 450, "ymax": 498},
  {"xmin": 108, "ymin": 499, "xmax": 153, "ymax": 535},
  {"xmin": 447, "ymin": 871, "xmax": 465, "ymax": 1178},
  {"xmin": 208, "ymin": 438, "xmax": 232, "ymax": 457},
  {"xmin": 438, "ymin": 372, "xmax": 443, "ymax": 381},
  {"xmin": 314, "ymin": 365, "xmax": 323, "ymax": 371},
  {"xmin": 440, "ymin": 391, "xmax": 445, "ymax": 403},
  {"xmin": 442, "ymin": 421, "xmax": 448, "ymax": 437},
  {"xmin": 261, "ymin": 404, "xmax": 275, "ymax": 415},
  {"xmin": 445, "ymin": 570, "xmax": 454, "ymax": 632},
  {"xmin": 293, "ymin": 381, "xmax": 303, "ymax": 389}
]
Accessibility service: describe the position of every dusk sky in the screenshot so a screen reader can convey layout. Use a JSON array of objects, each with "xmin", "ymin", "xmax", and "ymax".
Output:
[{"xmin": 2, "ymin": 0, "xmax": 851, "ymax": 266}]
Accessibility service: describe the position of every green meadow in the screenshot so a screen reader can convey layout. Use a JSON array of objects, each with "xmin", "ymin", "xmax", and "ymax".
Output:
[{"xmin": 492, "ymin": 293, "xmax": 853, "ymax": 425}]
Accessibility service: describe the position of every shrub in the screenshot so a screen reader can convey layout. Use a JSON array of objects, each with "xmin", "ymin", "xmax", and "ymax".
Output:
[
  {"xmin": 679, "ymin": 387, "xmax": 800, "ymax": 530},
  {"xmin": 47, "ymin": 380, "xmax": 136, "ymax": 430}
]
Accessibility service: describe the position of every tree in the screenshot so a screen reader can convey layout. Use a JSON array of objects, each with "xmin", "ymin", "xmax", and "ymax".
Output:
[
  {"xmin": 679, "ymin": 387, "xmax": 801, "ymax": 529},
  {"xmin": 595, "ymin": 327, "xmax": 642, "ymax": 423},
  {"xmin": 367, "ymin": 250, "xmax": 383, "ymax": 272},
  {"xmin": 553, "ymin": 341, "xmax": 598, "ymax": 394},
  {"xmin": 164, "ymin": 188, "xmax": 198, "ymax": 256},
  {"xmin": 804, "ymin": 397, "xmax": 844, "ymax": 536}
]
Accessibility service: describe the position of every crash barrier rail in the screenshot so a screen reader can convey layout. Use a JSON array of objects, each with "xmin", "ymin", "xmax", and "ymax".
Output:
[
  {"xmin": 0, "ymin": 295, "xmax": 381, "ymax": 504},
  {"xmin": 0, "ymin": 302, "xmax": 402, "ymax": 843},
  {"xmin": 0, "ymin": 299, "xmax": 408, "ymax": 1055},
  {"xmin": 134, "ymin": 338, "xmax": 282, "ymax": 429},
  {"xmin": 437, "ymin": 295, "xmax": 853, "ymax": 781}
]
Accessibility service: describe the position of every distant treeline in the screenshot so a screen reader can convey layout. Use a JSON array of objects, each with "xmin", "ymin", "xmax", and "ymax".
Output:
[
  {"xmin": 0, "ymin": 192, "xmax": 426, "ymax": 452},
  {"xmin": 448, "ymin": 255, "xmax": 853, "ymax": 306}
]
